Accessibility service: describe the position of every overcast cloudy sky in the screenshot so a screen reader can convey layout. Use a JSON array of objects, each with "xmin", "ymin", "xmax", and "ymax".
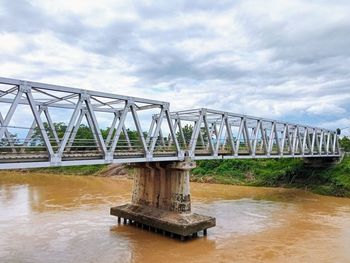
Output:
[{"xmin": 0, "ymin": 0, "xmax": 349, "ymax": 134}]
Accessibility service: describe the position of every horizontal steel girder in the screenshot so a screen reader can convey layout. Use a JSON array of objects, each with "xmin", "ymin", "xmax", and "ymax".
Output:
[{"xmin": 0, "ymin": 77, "xmax": 341, "ymax": 169}]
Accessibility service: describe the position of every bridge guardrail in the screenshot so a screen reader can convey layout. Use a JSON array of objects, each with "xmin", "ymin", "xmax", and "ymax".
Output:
[{"xmin": 0, "ymin": 77, "xmax": 340, "ymax": 169}]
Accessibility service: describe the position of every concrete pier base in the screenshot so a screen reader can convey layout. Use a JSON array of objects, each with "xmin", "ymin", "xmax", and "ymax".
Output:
[
  {"xmin": 110, "ymin": 204, "xmax": 215, "ymax": 237},
  {"xmin": 110, "ymin": 161, "xmax": 216, "ymax": 239}
]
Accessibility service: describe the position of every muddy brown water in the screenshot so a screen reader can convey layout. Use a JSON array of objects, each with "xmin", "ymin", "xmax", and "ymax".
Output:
[{"xmin": 1, "ymin": 172, "xmax": 350, "ymax": 263}]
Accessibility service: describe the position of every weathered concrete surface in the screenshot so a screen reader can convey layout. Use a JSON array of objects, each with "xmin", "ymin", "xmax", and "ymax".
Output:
[
  {"xmin": 110, "ymin": 204, "xmax": 215, "ymax": 236},
  {"xmin": 111, "ymin": 161, "xmax": 216, "ymax": 238},
  {"xmin": 131, "ymin": 161, "xmax": 195, "ymax": 212}
]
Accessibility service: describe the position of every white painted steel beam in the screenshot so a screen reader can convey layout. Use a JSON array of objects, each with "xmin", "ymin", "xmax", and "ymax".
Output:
[{"xmin": 0, "ymin": 77, "xmax": 341, "ymax": 169}]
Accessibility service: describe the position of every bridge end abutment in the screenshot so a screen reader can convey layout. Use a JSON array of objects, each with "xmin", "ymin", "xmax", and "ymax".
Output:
[
  {"xmin": 110, "ymin": 161, "xmax": 216, "ymax": 240},
  {"xmin": 303, "ymin": 156, "xmax": 341, "ymax": 168}
]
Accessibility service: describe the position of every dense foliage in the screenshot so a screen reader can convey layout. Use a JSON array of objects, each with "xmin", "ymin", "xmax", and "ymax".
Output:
[
  {"xmin": 32, "ymin": 122, "xmax": 145, "ymax": 149},
  {"xmin": 192, "ymin": 158, "xmax": 304, "ymax": 186},
  {"xmin": 192, "ymin": 157, "xmax": 350, "ymax": 197},
  {"xmin": 339, "ymin": 136, "xmax": 350, "ymax": 152},
  {"xmin": 26, "ymin": 123, "xmax": 350, "ymax": 198},
  {"xmin": 310, "ymin": 156, "xmax": 350, "ymax": 197}
]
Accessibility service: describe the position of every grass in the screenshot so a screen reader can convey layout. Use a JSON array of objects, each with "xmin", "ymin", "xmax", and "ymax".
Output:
[
  {"xmin": 308, "ymin": 156, "xmax": 350, "ymax": 197},
  {"xmin": 30, "ymin": 164, "xmax": 108, "ymax": 176},
  {"xmin": 22, "ymin": 156, "xmax": 350, "ymax": 198},
  {"xmin": 191, "ymin": 157, "xmax": 350, "ymax": 197}
]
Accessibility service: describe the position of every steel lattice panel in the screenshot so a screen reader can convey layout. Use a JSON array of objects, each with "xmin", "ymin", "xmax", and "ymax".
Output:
[{"xmin": 0, "ymin": 77, "xmax": 341, "ymax": 169}]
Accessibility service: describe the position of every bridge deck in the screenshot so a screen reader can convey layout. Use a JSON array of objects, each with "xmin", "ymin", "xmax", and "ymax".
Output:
[{"xmin": 0, "ymin": 77, "xmax": 340, "ymax": 169}]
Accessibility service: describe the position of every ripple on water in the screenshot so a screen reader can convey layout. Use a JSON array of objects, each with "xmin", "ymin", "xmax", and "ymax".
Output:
[
  {"xmin": 192, "ymin": 198, "xmax": 294, "ymax": 240},
  {"xmin": 1, "ymin": 174, "xmax": 350, "ymax": 263}
]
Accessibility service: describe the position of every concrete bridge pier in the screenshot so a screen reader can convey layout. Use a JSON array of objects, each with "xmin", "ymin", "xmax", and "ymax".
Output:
[{"xmin": 110, "ymin": 161, "xmax": 216, "ymax": 239}]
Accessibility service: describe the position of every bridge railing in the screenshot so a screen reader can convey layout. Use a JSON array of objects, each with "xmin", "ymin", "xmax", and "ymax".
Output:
[
  {"xmin": 0, "ymin": 77, "xmax": 341, "ymax": 169},
  {"xmin": 163, "ymin": 108, "xmax": 340, "ymax": 159},
  {"xmin": 0, "ymin": 77, "xmax": 184, "ymax": 168}
]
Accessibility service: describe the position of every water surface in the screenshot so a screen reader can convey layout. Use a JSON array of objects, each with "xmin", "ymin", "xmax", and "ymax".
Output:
[{"xmin": 1, "ymin": 172, "xmax": 350, "ymax": 262}]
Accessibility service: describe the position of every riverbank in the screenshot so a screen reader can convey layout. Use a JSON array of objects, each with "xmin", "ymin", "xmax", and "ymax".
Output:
[
  {"xmin": 192, "ymin": 157, "xmax": 350, "ymax": 198},
  {"xmin": 22, "ymin": 157, "xmax": 350, "ymax": 198},
  {"xmin": 24, "ymin": 163, "xmax": 133, "ymax": 179}
]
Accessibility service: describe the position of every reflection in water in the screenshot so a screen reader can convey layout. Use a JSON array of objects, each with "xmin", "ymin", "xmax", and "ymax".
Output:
[{"xmin": 0, "ymin": 172, "xmax": 350, "ymax": 263}]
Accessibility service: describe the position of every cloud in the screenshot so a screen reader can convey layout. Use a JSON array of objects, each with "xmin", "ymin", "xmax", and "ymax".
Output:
[
  {"xmin": 306, "ymin": 104, "xmax": 346, "ymax": 116},
  {"xmin": 0, "ymin": 0, "xmax": 349, "ymax": 132},
  {"xmin": 318, "ymin": 118, "xmax": 350, "ymax": 136}
]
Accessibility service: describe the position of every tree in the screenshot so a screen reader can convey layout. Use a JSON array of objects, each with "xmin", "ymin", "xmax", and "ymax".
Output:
[
  {"xmin": 177, "ymin": 124, "xmax": 193, "ymax": 146},
  {"xmin": 0, "ymin": 133, "xmax": 20, "ymax": 152},
  {"xmin": 29, "ymin": 122, "xmax": 160, "ymax": 151},
  {"xmin": 339, "ymin": 136, "xmax": 350, "ymax": 152}
]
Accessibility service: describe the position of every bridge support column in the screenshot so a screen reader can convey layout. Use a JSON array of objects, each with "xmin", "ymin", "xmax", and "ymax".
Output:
[{"xmin": 110, "ymin": 161, "xmax": 216, "ymax": 239}]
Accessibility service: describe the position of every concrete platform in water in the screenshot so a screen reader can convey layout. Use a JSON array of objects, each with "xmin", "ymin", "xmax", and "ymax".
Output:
[
  {"xmin": 110, "ymin": 161, "xmax": 216, "ymax": 240},
  {"xmin": 111, "ymin": 204, "xmax": 215, "ymax": 240}
]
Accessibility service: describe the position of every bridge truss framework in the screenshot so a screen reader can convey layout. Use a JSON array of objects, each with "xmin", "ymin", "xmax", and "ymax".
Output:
[{"xmin": 0, "ymin": 77, "xmax": 340, "ymax": 169}]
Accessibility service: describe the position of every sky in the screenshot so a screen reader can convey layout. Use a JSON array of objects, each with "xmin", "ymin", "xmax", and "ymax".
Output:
[{"xmin": 0, "ymin": 0, "xmax": 350, "ymax": 135}]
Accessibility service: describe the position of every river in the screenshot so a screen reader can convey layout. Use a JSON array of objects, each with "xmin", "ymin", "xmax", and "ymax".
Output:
[{"xmin": 0, "ymin": 171, "xmax": 350, "ymax": 263}]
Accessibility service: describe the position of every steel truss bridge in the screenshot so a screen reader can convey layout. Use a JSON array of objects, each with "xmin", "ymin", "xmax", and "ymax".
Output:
[{"xmin": 0, "ymin": 77, "xmax": 340, "ymax": 169}]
